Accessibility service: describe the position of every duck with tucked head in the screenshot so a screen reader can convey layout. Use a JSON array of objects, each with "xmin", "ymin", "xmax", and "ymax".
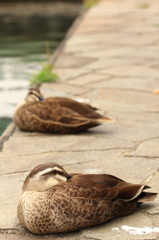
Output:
[
  {"xmin": 17, "ymin": 162, "xmax": 157, "ymax": 234},
  {"xmin": 13, "ymin": 87, "xmax": 115, "ymax": 133}
]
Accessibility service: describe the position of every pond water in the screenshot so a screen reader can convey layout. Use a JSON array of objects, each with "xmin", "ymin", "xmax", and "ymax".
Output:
[{"xmin": 0, "ymin": 2, "xmax": 81, "ymax": 135}]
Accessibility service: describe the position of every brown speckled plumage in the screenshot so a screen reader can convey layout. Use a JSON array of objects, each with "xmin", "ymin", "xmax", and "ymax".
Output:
[
  {"xmin": 13, "ymin": 88, "xmax": 115, "ymax": 133},
  {"xmin": 17, "ymin": 162, "xmax": 157, "ymax": 234}
]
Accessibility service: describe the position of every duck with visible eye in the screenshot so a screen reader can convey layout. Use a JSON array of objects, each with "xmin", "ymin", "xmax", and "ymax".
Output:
[
  {"xmin": 13, "ymin": 87, "xmax": 115, "ymax": 134},
  {"xmin": 17, "ymin": 162, "xmax": 158, "ymax": 235}
]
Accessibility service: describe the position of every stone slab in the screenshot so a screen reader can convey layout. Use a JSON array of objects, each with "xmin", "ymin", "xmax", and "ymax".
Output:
[
  {"xmin": 54, "ymin": 67, "xmax": 91, "ymax": 81},
  {"xmin": 67, "ymin": 73, "xmax": 111, "ymax": 86},
  {"xmin": 87, "ymin": 88, "xmax": 159, "ymax": 113},
  {"xmin": 127, "ymin": 47, "xmax": 159, "ymax": 61},
  {"xmin": 88, "ymin": 97, "xmax": 159, "ymax": 115},
  {"xmin": 142, "ymin": 170, "xmax": 159, "ymax": 215},
  {"xmin": 127, "ymin": 139, "xmax": 159, "ymax": 157},
  {"xmin": 1, "ymin": 0, "xmax": 159, "ymax": 238},
  {"xmin": 89, "ymin": 77, "xmax": 159, "ymax": 92},
  {"xmin": 96, "ymin": 65, "xmax": 159, "ymax": 79},
  {"xmin": 74, "ymin": 46, "xmax": 133, "ymax": 58},
  {"xmin": 41, "ymin": 82, "xmax": 89, "ymax": 97},
  {"xmin": 0, "ymin": 172, "xmax": 24, "ymax": 229},
  {"xmin": 0, "ymin": 149, "xmax": 122, "ymax": 175},
  {"xmin": 82, "ymin": 211, "xmax": 158, "ymax": 240},
  {"xmin": 75, "ymin": 16, "xmax": 127, "ymax": 35},
  {"xmin": 1, "ymin": 134, "xmax": 134, "ymax": 157},
  {"xmin": 89, "ymin": 120, "xmax": 159, "ymax": 142},
  {"xmin": 73, "ymin": 44, "xmax": 159, "ymax": 61},
  {"xmin": 64, "ymin": 42, "xmax": 107, "ymax": 54},
  {"xmin": 73, "ymin": 32, "xmax": 159, "ymax": 48},
  {"xmin": 84, "ymin": 58, "xmax": 140, "ymax": 70},
  {"xmin": 54, "ymin": 53, "xmax": 94, "ymax": 68},
  {"xmin": 0, "ymin": 234, "xmax": 91, "ymax": 240},
  {"xmin": 65, "ymin": 156, "xmax": 159, "ymax": 184},
  {"xmin": 87, "ymin": 7, "xmax": 132, "ymax": 18}
]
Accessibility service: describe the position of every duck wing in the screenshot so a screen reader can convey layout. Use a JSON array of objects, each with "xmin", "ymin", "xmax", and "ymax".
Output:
[
  {"xmin": 14, "ymin": 97, "xmax": 114, "ymax": 132},
  {"xmin": 50, "ymin": 174, "xmax": 157, "ymax": 232},
  {"xmin": 14, "ymin": 100, "xmax": 97, "ymax": 132},
  {"xmin": 46, "ymin": 97, "xmax": 114, "ymax": 122},
  {"xmin": 59, "ymin": 173, "xmax": 157, "ymax": 203}
]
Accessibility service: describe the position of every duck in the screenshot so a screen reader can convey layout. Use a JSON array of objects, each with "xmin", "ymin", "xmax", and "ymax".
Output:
[
  {"xmin": 17, "ymin": 162, "xmax": 157, "ymax": 234},
  {"xmin": 13, "ymin": 87, "xmax": 115, "ymax": 133}
]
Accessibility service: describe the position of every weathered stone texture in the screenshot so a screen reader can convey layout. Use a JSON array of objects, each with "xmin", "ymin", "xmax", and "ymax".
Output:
[{"xmin": 0, "ymin": 0, "xmax": 159, "ymax": 239}]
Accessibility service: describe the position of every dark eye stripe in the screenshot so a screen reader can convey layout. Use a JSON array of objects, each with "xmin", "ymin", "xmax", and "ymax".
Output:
[
  {"xmin": 54, "ymin": 170, "xmax": 66, "ymax": 177},
  {"xmin": 42, "ymin": 170, "xmax": 66, "ymax": 177},
  {"xmin": 28, "ymin": 92, "xmax": 40, "ymax": 98},
  {"xmin": 28, "ymin": 91, "xmax": 44, "ymax": 101}
]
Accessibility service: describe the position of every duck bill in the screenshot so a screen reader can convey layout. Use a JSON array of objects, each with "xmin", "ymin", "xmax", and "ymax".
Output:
[
  {"xmin": 39, "ymin": 96, "xmax": 44, "ymax": 101},
  {"xmin": 67, "ymin": 174, "xmax": 72, "ymax": 180}
]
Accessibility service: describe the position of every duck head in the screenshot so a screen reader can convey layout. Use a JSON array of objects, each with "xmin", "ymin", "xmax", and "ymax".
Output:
[
  {"xmin": 22, "ymin": 162, "xmax": 72, "ymax": 193},
  {"xmin": 25, "ymin": 87, "xmax": 44, "ymax": 103}
]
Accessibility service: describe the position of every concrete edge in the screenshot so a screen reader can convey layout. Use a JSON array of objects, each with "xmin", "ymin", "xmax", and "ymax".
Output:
[
  {"xmin": 0, "ymin": 122, "xmax": 16, "ymax": 151},
  {"xmin": 51, "ymin": 9, "xmax": 86, "ymax": 65}
]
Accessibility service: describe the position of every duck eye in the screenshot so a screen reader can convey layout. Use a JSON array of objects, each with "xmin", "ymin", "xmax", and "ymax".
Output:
[{"xmin": 52, "ymin": 169, "xmax": 57, "ymax": 174}]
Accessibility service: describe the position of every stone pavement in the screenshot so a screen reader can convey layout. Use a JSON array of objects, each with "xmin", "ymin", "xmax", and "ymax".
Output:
[{"xmin": 1, "ymin": 0, "xmax": 159, "ymax": 239}]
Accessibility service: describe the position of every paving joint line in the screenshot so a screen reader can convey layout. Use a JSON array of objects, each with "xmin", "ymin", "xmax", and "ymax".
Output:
[
  {"xmin": 124, "ymin": 155, "xmax": 159, "ymax": 159},
  {"xmin": 0, "ymin": 147, "xmax": 135, "ymax": 158}
]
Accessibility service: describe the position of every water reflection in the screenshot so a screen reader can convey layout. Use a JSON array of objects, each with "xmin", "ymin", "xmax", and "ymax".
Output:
[
  {"xmin": 0, "ymin": 3, "xmax": 80, "ymax": 134},
  {"xmin": 0, "ymin": 117, "xmax": 12, "ymax": 135}
]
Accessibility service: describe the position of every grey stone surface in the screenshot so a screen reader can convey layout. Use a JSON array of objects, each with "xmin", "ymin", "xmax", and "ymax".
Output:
[
  {"xmin": 84, "ymin": 58, "xmax": 141, "ymax": 70},
  {"xmin": 64, "ymin": 42, "xmax": 108, "ymax": 54},
  {"xmin": 67, "ymin": 73, "xmax": 111, "ymax": 86},
  {"xmin": 55, "ymin": 67, "xmax": 91, "ymax": 81},
  {"xmin": 65, "ymin": 156, "xmax": 159, "ymax": 184},
  {"xmin": 89, "ymin": 77, "xmax": 159, "ymax": 92},
  {"xmin": 141, "ymin": 170, "xmax": 159, "ymax": 215},
  {"xmin": 82, "ymin": 211, "xmax": 157, "ymax": 240},
  {"xmin": 75, "ymin": 46, "xmax": 133, "ymax": 58},
  {"xmin": 89, "ymin": 120, "xmax": 159, "ymax": 142},
  {"xmin": 0, "ymin": 233, "xmax": 90, "ymax": 240},
  {"xmin": 41, "ymin": 82, "xmax": 89, "ymax": 97},
  {"xmin": 0, "ymin": 149, "xmax": 122, "ymax": 174},
  {"xmin": 1, "ymin": 134, "xmax": 134, "ymax": 156},
  {"xmin": 0, "ymin": 172, "xmax": 24, "ymax": 229},
  {"xmin": 54, "ymin": 53, "xmax": 94, "ymax": 68},
  {"xmin": 1, "ymin": 0, "xmax": 159, "ymax": 239},
  {"xmin": 127, "ymin": 139, "xmax": 159, "ymax": 157},
  {"xmin": 87, "ymin": 88, "xmax": 159, "ymax": 113},
  {"xmin": 97, "ymin": 65, "xmax": 159, "ymax": 79}
]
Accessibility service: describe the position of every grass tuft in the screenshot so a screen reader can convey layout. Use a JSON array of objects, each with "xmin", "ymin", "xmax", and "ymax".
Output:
[
  {"xmin": 153, "ymin": 23, "xmax": 159, "ymax": 28},
  {"xmin": 138, "ymin": 3, "xmax": 149, "ymax": 9},
  {"xmin": 83, "ymin": 0, "xmax": 99, "ymax": 9},
  {"xmin": 29, "ymin": 63, "xmax": 58, "ymax": 86}
]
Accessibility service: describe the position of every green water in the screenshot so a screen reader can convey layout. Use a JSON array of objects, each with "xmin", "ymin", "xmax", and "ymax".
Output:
[
  {"xmin": 0, "ymin": 15, "xmax": 75, "ymax": 59},
  {"xmin": 0, "ymin": 15, "xmax": 74, "ymax": 59},
  {"xmin": 0, "ymin": 117, "xmax": 12, "ymax": 135},
  {"xmin": 0, "ymin": 7, "xmax": 79, "ymax": 135}
]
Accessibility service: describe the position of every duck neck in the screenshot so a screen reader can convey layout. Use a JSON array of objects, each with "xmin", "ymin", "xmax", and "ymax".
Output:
[{"xmin": 14, "ymin": 100, "xmax": 26, "ymax": 112}]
